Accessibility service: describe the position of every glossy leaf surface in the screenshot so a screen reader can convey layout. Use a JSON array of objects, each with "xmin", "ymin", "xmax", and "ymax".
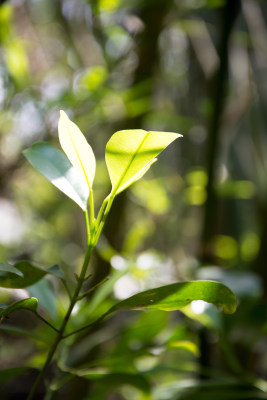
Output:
[
  {"xmin": 105, "ymin": 129, "xmax": 181, "ymax": 195},
  {"xmin": 23, "ymin": 142, "xmax": 89, "ymax": 210},
  {"xmin": 110, "ymin": 281, "xmax": 237, "ymax": 315},
  {"xmin": 0, "ymin": 298, "xmax": 38, "ymax": 319},
  {"xmin": 58, "ymin": 110, "xmax": 96, "ymax": 190}
]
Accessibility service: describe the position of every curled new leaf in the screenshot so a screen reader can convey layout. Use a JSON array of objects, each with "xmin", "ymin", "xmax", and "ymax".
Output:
[
  {"xmin": 58, "ymin": 110, "xmax": 96, "ymax": 191},
  {"xmin": 23, "ymin": 142, "xmax": 89, "ymax": 210},
  {"xmin": 109, "ymin": 281, "xmax": 237, "ymax": 315},
  {"xmin": 105, "ymin": 129, "xmax": 182, "ymax": 196}
]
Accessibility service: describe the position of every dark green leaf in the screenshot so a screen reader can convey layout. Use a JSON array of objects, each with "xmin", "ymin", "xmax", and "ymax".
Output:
[
  {"xmin": 0, "ymin": 367, "xmax": 30, "ymax": 384},
  {"xmin": 23, "ymin": 142, "xmax": 89, "ymax": 210},
  {"xmin": 0, "ymin": 324, "xmax": 48, "ymax": 343},
  {"xmin": 83, "ymin": 371, "xmax": 151, "ymax": 394},
  {"xmin": 0, "ymin": 261, "xmax": 46, "ymax": 288},
  {"xmin": 46, "ymin": 264, "xmax": 65, "ymax": 280},
  {"xmin": 109, "ymin": 281, "xmax": 237, "ymax": 315},
  {"xmin": 0, "ymin": 297, "xmax": 38, "ymax": 319},
  {"xmin": 0, "ymin": 261, "xmax": 64, "ymax": 288},
  {"xmin": 0, "ymin": 263, "xmax": 23, "ymax": 277},
  {"xmin": 62, "ymin": 368, "xmax": 150, "ymax": 394},
  {"xmin": 27, "ymin": 280, "xmax": 57, "ymax": 320}
]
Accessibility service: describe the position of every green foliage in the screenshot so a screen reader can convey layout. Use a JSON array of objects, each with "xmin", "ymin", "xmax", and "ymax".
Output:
[
  {"xmin": 0, "ymin": 297, "xmax": 38, "ymax": 319},
  {"xmin": 110, "ymin": 280, "xmax": 237, "ymax": 314},
  {"xmin": 23, "ymin": 143, "xmax": 89, "ymax": 211},
  {"xmin": 58, "ymin": 110, "xmax": 96, "ymax": 191},
  {"xmin": 0, "ymin": 261, "xmax": 62, "ymax": 288},
  {"xmin": 0, "ymin": 111, "xmax": 237, "ymax": 399},
  {"xmin": 105, "ymin": 129, "xmax": 181, "ymax": 196}
]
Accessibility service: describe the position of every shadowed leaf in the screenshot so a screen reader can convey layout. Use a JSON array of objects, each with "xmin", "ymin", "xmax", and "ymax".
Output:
[
  {"xmin": 23, "ymin": 142, "xmax": 89, "ymax": 210},
  {"xmin": 0, "ymin": 261, "xmax": 64, "ymax": 288}
]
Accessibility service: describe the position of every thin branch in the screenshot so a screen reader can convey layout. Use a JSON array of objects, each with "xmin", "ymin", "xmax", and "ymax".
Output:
[
  {"xmin": 62, "ymin": 312, "xmax": 109, "ymax": 339},
  {"xmin": 77, "ymin": 276, "xmax": 110, "ymax": 301},
  {"xmin": 34, "ymin": 312, "xmax": 59, "ymax": 333}
]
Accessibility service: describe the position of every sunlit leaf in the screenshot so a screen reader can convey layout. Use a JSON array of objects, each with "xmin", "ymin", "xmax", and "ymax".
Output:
[
  {"xmin": 105, "ymin": 129, "xmax": 181, "ymax": 196},
  {"xmin": 23, "ymin": 142, "xmax": 89, "ymax": 210},
  {"xmin": 58, "ymin": 110, "xmax": 96, "ymax": 190},
  {"xmin": 109, "ymin": 281, "xmax": 237, "ymax": 314},
  {"xmin": 0, "ymin": 261, "xmax": 62, "ymax": 288},
  {"xmin": 0, "ymin": 297, "xmax": 38, "ymax": 320}
]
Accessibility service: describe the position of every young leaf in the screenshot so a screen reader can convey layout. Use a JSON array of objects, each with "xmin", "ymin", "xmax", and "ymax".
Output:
[
  {"xmin": 0, "ymin": 297, "xmax": 38, "ymax": 320},
  {"xmin": 58, "ymin": 110, "xmax": 96, "ymax": 190},
  {"xmin": 23, "ymin": 142, "xmax": 89, "ymax": 210},
  {"xmin": 105, "ymin": 129, "xmax": 182, "ymax": 196},
  {"xmin": 109, "ymin": 281, "xmax": 237, "ymax": 315}
]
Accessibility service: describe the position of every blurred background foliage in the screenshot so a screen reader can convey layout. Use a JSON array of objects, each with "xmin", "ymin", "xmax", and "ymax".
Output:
[{"xmin": 1, "ymin": 0, "xmax": 267, "ymax": 399}]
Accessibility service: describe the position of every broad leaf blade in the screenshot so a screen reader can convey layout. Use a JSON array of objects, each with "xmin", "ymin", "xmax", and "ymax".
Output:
[
  {"xmin": 109, "ymin": 281, "xmax": 237, "ymax": 315},
  {"xmin": 105, "ymin": 129, "xmax": 181, "ymax": 195},
  {"xmin": 0, "ymin": 263, "xmax": 23, "ymax": 277},
  {"xmin": 58, "ymin": 110, "xmax": 96, "ymax": 189},
  {"xmin": 0, "ymin": 261, "xmax": 62, "ymax": 288},
  {"xmin": 0, "ymin": 297, "xmax": 38, "ymax": 319},
  {"xmin": 23, "ymin": 142, "xmax": 89, "ymax": 210},
  {"xmin": 0, "ymin": 261, "xmax": 46, "ymax": 288},
  {"xmin": 114, "ymin": 158, "xmax": 157, "ymax": 195}
]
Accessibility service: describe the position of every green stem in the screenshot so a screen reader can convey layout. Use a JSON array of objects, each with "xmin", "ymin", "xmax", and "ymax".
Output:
[
  {"xmin": 83, "ymin": 210, "xmax": 90, "ymax": 244},
  {"xmin": 26, "ymin": 244, "xmax": 93, "ymax": 400},
  {"xmin": 93, "ymin": 195, "xmax": 115, "ymax": 246},
  {"xmin": 89, "ymin": 189, "xmax": 95, "ymax": 235},
  {"xmin": 94, "ymin": 196, "xmax": 109, "ymax": 232},
  {"xmin": 63, "ymin": 311, "xmax": 110, "ymax": 339},
  {"xmin": 76, "ymin": 276, "xmax": 109, "ymax": 301}
]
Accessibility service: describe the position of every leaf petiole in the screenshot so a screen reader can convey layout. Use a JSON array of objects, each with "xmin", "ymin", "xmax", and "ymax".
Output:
[
  {"xmin": 76, "ymin": 276, "xmax": 110, "ymax": 301},
  {"xmin": 34, "ymin": 312, "xmax": 59, "ymax": 333}
]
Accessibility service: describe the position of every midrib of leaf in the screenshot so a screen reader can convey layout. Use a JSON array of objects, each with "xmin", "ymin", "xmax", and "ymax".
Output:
[
  {"xmin": 112, "ymin": 131, "xmax": 151, "ymax": 195},
  {"xmin": 65, "ymin": 123, "xmax": 92, "ymax": 191}
]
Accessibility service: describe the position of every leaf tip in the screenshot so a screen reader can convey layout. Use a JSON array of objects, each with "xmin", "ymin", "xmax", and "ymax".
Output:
[{"xmin": 59, "ymin": 109, "xmax": 67, "ymax": 118}]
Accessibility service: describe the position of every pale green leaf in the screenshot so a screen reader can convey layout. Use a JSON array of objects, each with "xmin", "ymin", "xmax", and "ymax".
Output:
[
  {"xmin": 105, "ymin": 129, "xmax": 181, "ymax": 195},
  {"xmin": 23, "ymin": 142, "xmax": 89, "ymax": 210},
  {"xmin": 58, "ymin": 110, "xmax": 96, "ymax": 190},
  {"xmin": 109, "ymin": 281, "xmax": 237, "ymax": 314}
]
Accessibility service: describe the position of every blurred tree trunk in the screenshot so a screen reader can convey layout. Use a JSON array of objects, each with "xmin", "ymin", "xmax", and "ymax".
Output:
[
  {"xmin": 199, "ymin": 0, "xmax": 241, "ymax": 262},
  {"xmin": 198, "ymin": 0, "xmax": 241, "ymax": 377}
]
